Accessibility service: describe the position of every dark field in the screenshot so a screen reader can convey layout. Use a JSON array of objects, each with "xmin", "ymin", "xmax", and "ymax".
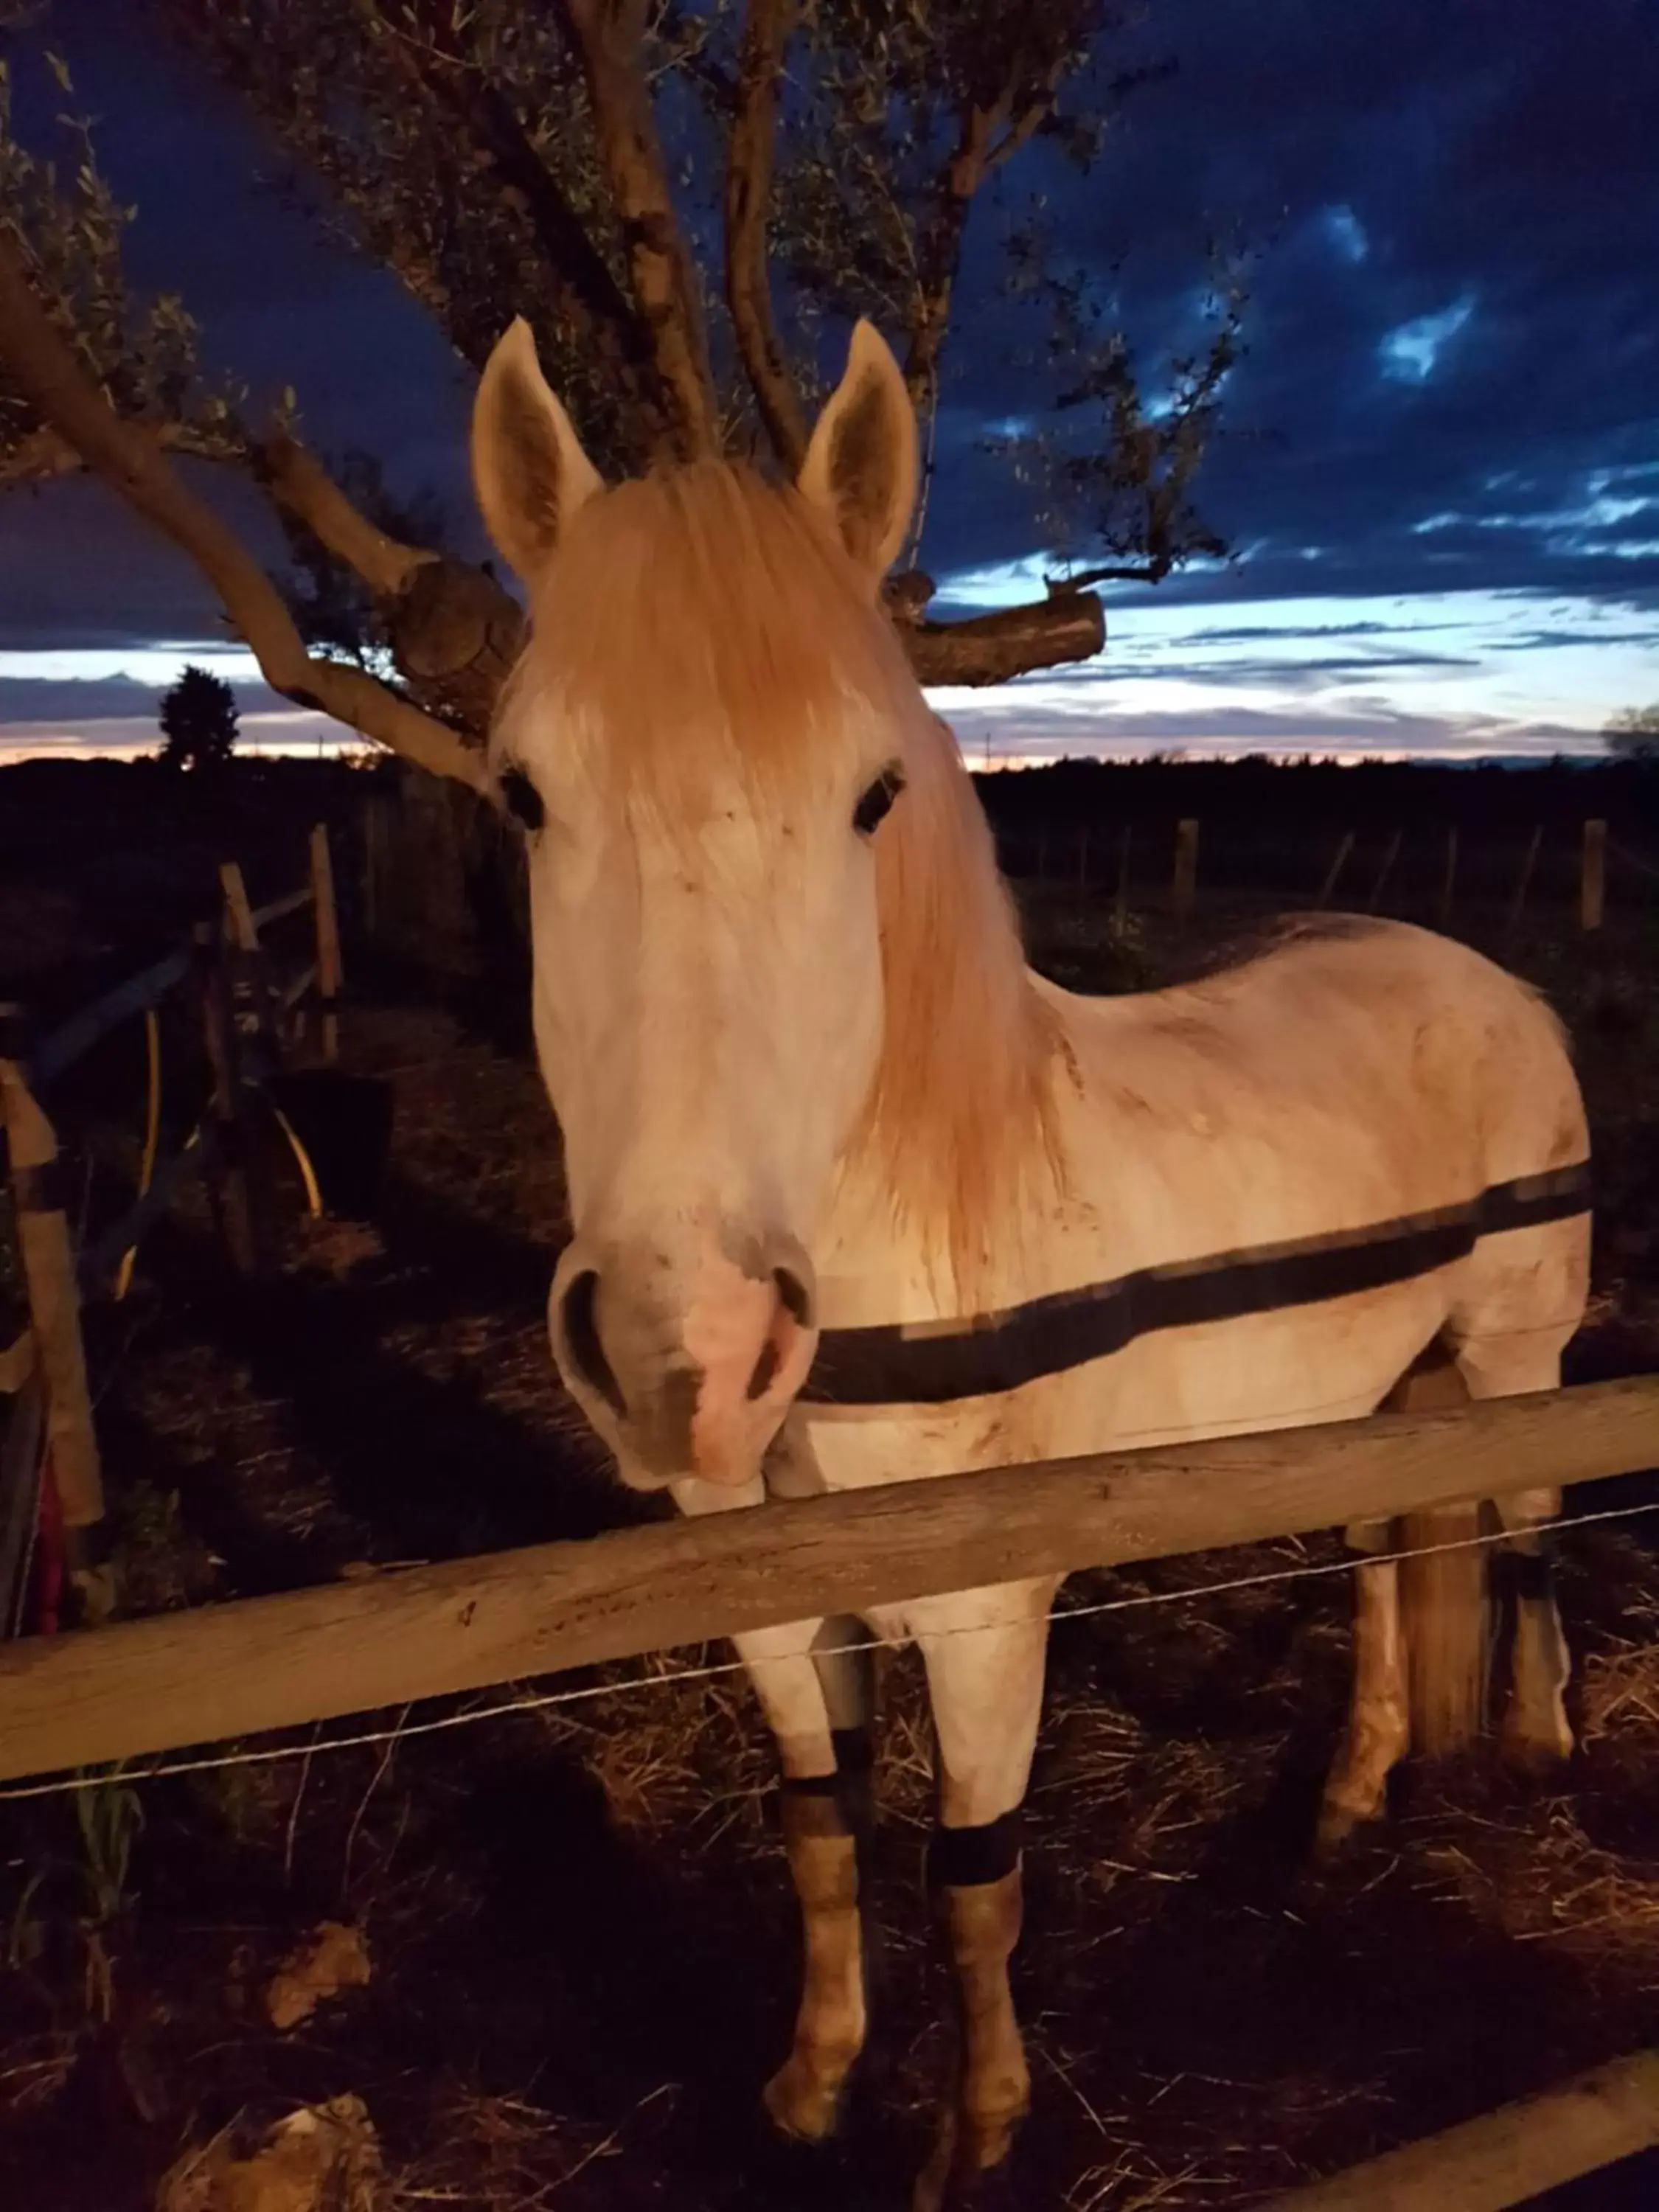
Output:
[{"xmin": 2, "ymin": 755, "xmax": 1658, "ymax": 2211}]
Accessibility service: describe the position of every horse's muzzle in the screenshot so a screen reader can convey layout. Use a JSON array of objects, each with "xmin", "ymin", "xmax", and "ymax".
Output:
[{"xmin": 549, "ymin": 1231, "xmax": 818, "ymax": 1487}]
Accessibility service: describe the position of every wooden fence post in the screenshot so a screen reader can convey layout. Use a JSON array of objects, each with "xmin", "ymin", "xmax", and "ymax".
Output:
[
  {"xmin": 0, "ymin": 1022, "xmax": 111, "ymax": 1624},
  {"xmin": 1368, "ymin": 827, "xmax": 1403, "ymax": 913},
  {"xmin": 1077, "ymin": 824, "xmax": 1091, "ymax": 894},
  {"xmin": 194, "ymin": 925, "xmax": 259, "ymax": 1274},
  {"xmin": 1437, "ymin": 825, "xmax": 1458, "ymax": 929},
  {"xmin": 361, "ymin": 793, "xmax": 384, "ymax": 942},
  {"xmin": 1172, "ymin": 818, "xmax": 1199, "ymax": 925},
  {"xmin": 219, "ymin": 860, "xmax": 281, "ymax": 1068},
  {"xmin": 310, "ymin": 824, "xmax": 343, "ymax": 1064},
  {"xmin": 1582, "ymin": 818, "xmax": 1607, "ymax": 933},
  {"xmin": 1506, "ymin": 826, "xmax": 1543, "ymax": 938},
  {"xmin": 1315, "ymin": 830, "xmax": 1355, "ymax": 911},
  {"xmin": 1113, "ymin": 824, "xmax": 1132, "ymax": 934}
]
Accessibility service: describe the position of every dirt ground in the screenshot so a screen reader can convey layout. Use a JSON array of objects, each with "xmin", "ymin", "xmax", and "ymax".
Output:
[{"xmin": 3, "ymin": 785, "xmax": 1659, "ymax": 2211}]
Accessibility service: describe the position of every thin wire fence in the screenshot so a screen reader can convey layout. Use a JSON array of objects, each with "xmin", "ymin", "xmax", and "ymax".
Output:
[{"xmin": 4, "ymin": 1486, "xmax": 1655, "ymax": 1808}]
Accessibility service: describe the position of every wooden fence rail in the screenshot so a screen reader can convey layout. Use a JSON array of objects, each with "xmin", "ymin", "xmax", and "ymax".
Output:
[
  {"xmin": 0, "ymin": 1376, "xmax": 1654, "ymax": 1786},
  {"xmin": 1264, "ymin": 2048, "xmax": 1659, "ymax": 2211}
]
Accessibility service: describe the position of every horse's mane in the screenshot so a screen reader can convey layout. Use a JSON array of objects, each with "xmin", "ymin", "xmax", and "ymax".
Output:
[{"xmin": 505, "ymin": 459, "xmax": 1060, "ymax": 1301}]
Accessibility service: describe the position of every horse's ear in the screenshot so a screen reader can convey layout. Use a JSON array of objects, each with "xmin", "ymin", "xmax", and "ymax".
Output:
[
  {"xmin": 471, "ymin": 318, "xmax": 603, "ymax": 585},
  {"xmin": 798, "ymin": 319, "xmax": 919, "ymax": 583}
]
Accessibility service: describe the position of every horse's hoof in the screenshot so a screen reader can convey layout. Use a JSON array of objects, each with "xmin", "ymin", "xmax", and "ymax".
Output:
[
  {"xmin": 1499, "ymin": 1718, "xmax": 1573, "ymax": 1780},
  {"xmin": 911, "ymin": 2108, "xmax": 1027, "ymax": 2212},
  {"xmin": 1312, "ymin": 1792, "xmax": 1382, "ymax": 1863},
  {"xmin": 762, "ymin": 2050, "xmax": 854, "ymax": 2144}
]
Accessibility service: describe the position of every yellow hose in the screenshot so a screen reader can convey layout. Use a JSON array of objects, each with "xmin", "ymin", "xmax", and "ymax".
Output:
[
  {"xmin": 114, "ymin": 976, "xmax": 323, "ymax": 1296},
  {"xmin": 271, "ymin": 1105, "xmax": 324, "ymax": 1220},
  {"xmin": 114, "ymin": 1009, "xmax": 162, "ymax": 1302}
]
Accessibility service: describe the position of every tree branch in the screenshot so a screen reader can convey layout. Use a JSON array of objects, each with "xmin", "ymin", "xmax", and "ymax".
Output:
[
  {"xmin": 1051, "ymin": 559, "xmax": 1171, "ymax": 591},
  {"xmin": 251, "ymin": 431, "xmax": 526, "ymax": 734},
  {"xmin": 560, "ymin": 0, "xmax": 720, "ymax": 459},
  {"xmin": 724, "ymin": 0, "xmax": 807, "ymax": 470},
  {"xmin": 251, "ymin": 431, "xmax": 437, "ymax": 597},
  {"xmin": 0, "ymin": 228, "xmax": 487, "ymax": 790},
  {"xmin": 902, "ymin": 99, "xmax": 996, "ymax": 411},
  {"xmin": 904, "ymin": 593, "xmax": 1105, "ymax": 687},
  {"xmin": 902, "ymin": 37, "xmax": 1071, "ymax": 412},
  {"xmin": 361, "ymin": 0, "xmax": 665, "ymax": 433}
]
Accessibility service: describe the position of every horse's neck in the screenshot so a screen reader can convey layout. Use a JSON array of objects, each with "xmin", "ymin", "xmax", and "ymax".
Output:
[{"xmin": 815, "ymin": 969, "xmax": 1091, "ymax": 1331}]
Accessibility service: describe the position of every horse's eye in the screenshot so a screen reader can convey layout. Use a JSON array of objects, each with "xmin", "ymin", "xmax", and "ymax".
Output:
[
  {"xmin": 499, "ymin": 765, "xmax": 545, "ymax": 832},
  {"xmin": 854, "ymin": 763, "xmax": 905, "ymax": 837}
]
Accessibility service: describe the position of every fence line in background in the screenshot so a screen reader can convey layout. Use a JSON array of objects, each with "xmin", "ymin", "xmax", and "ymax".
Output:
[{"xmin": 1008, "ymin": 815, "xmax": 1637, "ymax": 939}]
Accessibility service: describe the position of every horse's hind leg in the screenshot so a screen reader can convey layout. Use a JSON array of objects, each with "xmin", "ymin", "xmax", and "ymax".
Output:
[
  {"xmin": 1316, "ymin": 1545, "xmax": 1410, "ymax": 1854},
  {"xmin": 1315, "ymin": 1349, "xmax": 1472, "ymax": 1851},
  {"xmin": 1460, "ymin": 1327, "xmax": 1575, "ymax": 1761},
  {"xmin": 1455, "ymin": 1338, "xmax": 1574, "ymax": 1767}
]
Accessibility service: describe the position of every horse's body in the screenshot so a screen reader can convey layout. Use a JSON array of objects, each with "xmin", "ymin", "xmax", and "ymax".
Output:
[{"xmin": 470, "ymin": 316, "xmax": 1590, "ymax": 2206}]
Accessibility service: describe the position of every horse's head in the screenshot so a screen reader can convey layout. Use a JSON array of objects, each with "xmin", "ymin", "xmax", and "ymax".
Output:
[
  {"xmin": 473, "ymin": 321, "xmax": 1051, "ymax": 1492},
  {"xmin": 471, "ymin": 319, "xmax": 936, "ymax": 1492}
]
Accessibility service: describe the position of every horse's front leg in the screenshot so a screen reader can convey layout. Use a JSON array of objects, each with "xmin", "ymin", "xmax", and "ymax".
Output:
[
  {"xmin": 732, "ymin": 1618, "xmax": 874, "ymax": 2143},
  {"xmin": 911, "ymin": 1584, "xmax": 1054, "ymax": 2211}
]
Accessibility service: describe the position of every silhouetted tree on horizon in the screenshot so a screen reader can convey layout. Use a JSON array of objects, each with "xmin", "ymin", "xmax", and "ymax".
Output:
[
  {"xmin": 159, "ymin": 664, "xmax": 239, "ymax": 773},
  {"xmin": 1604, "ymin": 704, "xmax": 1659, "ymax": 762}
]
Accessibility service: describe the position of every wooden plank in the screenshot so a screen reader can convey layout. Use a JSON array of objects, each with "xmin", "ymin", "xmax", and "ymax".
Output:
[
  {"xmin": 220, "ymin": 862, "xmax": 261, "ymax": 953},
  {"xmin": 251, "ymin": 884, "xmax": 315, "ymax": 933},
  {"xmin": 27, "ymin": 945, "xmax": 190, "ymax": 1091},
  {"xmin": 0, "ymin": 1377, "xmax": 1652, "ymax": 1784},
  {"xmin": 0, "ymin": 1376, "xmax": 44, "ymax": 1639},
  {"xmin": 310, "ymin": 824, "xmax": 343, "ymax": 1065},
  {"xmin": 195, "ymin": 927, "xmax": 258, "ymax": 1274},
  {"xmin": 221, "ymin": 860, "xmax": 284, "ymax": 1063},
  {"xmin": 0, "ymin": 1055, "xmax": 104, "ymax": 1533},
  {"xmin": 1582, "ymin": 818, "xmax": 1607, "ymax": 932},
  {"xmin": 1262, "ymin": 2048, "xmax": 1659, "ymax": 2210},
  {"xmin": 277, "ymin": 961, "xmax": 319, "ymax": 1018}
]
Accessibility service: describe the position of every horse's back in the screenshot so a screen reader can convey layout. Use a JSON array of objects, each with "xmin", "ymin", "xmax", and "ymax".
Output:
[{"xmin": 1047, "ymin": 914, "xmax": 1585, "ymax": 1220}]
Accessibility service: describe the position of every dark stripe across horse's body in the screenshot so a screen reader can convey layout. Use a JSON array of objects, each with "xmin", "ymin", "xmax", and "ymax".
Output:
[{"xmin": 806, "ymin": 1163, "xmax": 1591, "ymax": 1406}]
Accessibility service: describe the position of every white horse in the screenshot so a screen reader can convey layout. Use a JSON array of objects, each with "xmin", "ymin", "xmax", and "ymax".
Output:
[{"xmin": 470, "ymin": 316, "xmax": 1590, "ymax": 2205}]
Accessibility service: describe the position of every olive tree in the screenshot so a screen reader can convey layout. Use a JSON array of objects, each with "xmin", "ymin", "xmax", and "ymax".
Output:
[{"xmin": 0, "ymin": 1, "xmax": 1239, "ymax": 787}]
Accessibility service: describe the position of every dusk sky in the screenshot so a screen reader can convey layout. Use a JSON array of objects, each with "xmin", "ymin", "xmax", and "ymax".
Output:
[{"xmin": 1, "ymin": 0, "xmax": 1656, "ymax": 765}]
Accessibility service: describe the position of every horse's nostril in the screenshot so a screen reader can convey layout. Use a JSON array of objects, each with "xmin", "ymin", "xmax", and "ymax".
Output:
[
  {"xmin": 746, "ymin": 1266, "xmax": 815, "ymax": 1401},
  {"xmin": 747, "ymin": 1338, "xmax": 781, "ymax": 1400},
  {"xmin": 557, "ymin": 1268, "xmax": 626, "ymax": 1416},
  {"xmin": 773, "ymin": 1265, "xmax": 815, "ymax": 1331}
]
